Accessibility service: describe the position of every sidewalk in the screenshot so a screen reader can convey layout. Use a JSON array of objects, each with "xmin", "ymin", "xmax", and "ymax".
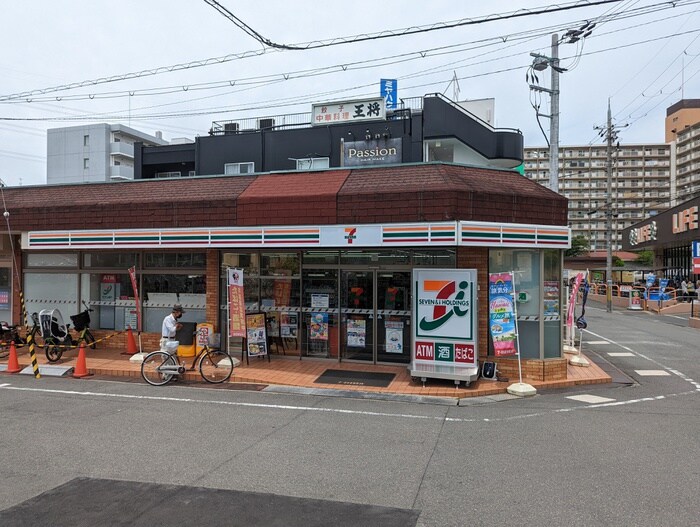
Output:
[{"xmin": 1, "ymin": 345, "xmax": 611, "ymax": 400}]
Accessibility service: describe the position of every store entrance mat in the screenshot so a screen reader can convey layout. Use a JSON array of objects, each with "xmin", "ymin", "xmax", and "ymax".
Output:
[{"xmin": 314, "ymin": 369, "xmax": 395, "ymax": 387}]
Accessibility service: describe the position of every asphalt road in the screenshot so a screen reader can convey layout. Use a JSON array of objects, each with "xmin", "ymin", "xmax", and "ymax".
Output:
[{"xmin": 0, "ymin": 303, "xmax": 698, "ymax": 526}]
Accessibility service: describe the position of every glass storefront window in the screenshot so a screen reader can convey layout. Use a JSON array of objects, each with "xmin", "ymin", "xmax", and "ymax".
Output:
[
  {"xmin": 543, "ymin": 249, "xmax": 562, "ymax": 358},
  {"xmin": 489, "ymin": 249, "xmax": 541, "ymax": 359},
  {"xmin": 142, "ymin": 273, "xmax": 206, "ymax": 332},
  {"xmin": 144, "ymin": 253, "xmax": 205, "ymax": 268},
  {"xmin": 261, "ymin": 253, "xmax": 300, "ymax": 277},
  {"xmin": 413, "ymin": 250, "xmax": 456, "ymax": 267},
  {"xmin": 80, "ymin": 273, "xmax": 135, "ymax": 330},
  {"xmin": 25, "ymin": 253, "xmax": 78, "ymax": 268},
  {"xmin": 222, "ymin": 253, "xmax": 259, "ymax": 276},
  {"xmin": 301, "ymin": 269, "xmax": 338, "ymax": 358},
  {"xmin": 340, "ymin": 250, "xmax": 410, "ymax": 266},
  {"xmin": 83, "ymin": 252, "xmax": 138, "ymax": 268},
  {"xmin": 24, "ymin": 272, "xmax": 79, "ymax": 318},
  {"xmin": 303, "ymin": 251, "xmax": 339, "ymax": 265}
]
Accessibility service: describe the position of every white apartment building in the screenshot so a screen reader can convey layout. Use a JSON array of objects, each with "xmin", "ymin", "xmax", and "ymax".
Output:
[
  {"xmin": 524, "ymin": 144, "xmax": 671, "ymax": 251},
  {"xmin": 47, "ymin": 124, "xmax": 169, "ymax": 184},
  {"xmin": 673, "ymin": 118, "xmax": 700, "ymax": 204}
]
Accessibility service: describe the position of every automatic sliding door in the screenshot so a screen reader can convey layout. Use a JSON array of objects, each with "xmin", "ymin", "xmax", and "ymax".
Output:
[
  {"xmin": 377, "ymin": 271, "xmax": 411, "ymax": 364},
  {"xmin": 341, "ymin": 271, "xmax": 374, "ymax": 361}
]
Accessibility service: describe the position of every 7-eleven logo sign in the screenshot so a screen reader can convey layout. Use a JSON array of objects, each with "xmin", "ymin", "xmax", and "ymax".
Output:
[
  {"xmin": 415, "ymin": 270, "xmax": 475, "ymax": 340},
  {"xmin": 344, "ymin": 227, "xmax": 357, "ymax": 244}
]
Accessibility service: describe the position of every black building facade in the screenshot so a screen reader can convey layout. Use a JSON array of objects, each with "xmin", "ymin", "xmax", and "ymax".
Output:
[{"xmin": 134, "ymin": 94, "xmax": 524, "ymax": 179}]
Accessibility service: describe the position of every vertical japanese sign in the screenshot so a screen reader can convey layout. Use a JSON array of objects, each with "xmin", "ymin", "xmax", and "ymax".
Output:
[
  {"xmin": 228, "ymin": 268, "xmax": 246, "ymax": 338},
  {"xmin": 412, "ymin": 269, "xmax": 477, "ymax": 368},
  {"xmin": 127, "ymin": 266, "xmax": 142, "ymax": 332},
  {"xmin": 488, "ymin": 273, "xmax": 518, "ymax": 357},
  {"xmin": 693, "ymin": 241, "xmax": 700, "ymax": 274},
  {"xmin": 567, "ymin": 273, "xmax": 584, "ymax": 328},
  {"xmin": 380, "ymin": 79, "xmax": 397, "ymax": 109}
]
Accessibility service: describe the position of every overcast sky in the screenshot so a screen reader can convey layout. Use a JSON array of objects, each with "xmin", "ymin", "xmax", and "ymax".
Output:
[{"xmin": 1, "ymin": 0, "xmax": 698, "ymax": 187}]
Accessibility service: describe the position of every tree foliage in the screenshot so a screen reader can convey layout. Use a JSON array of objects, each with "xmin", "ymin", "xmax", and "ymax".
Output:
[
  {"xmin": 565, "ymin": 235, "xmax": 590, "ymax": 258},
  {"xmin": 634, "ymin": 250, "xmax": 654, "ymax": 266},
  {"xmin": 613, "ymin": 255, "xmax": 624, "ymax": 267}
]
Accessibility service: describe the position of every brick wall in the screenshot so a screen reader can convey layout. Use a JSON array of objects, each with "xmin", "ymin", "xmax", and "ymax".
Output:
[
  {"xmin": 457, "ymin": 247, "xmax": 489, "ymax": 356},
  {"xmin": 206, "ymin": 250, "xmax": 220, "ymax": 332}
]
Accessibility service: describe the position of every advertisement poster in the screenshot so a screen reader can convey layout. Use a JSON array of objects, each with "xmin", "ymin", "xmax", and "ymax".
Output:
[
  {"xmin": 488, "ymin": 273, "xmax": 518, "ymax": 357},
  {"xmin": 245, "ymin": 313, "xmax": 268, "ymax": 357},
  {"xmin": 273, "ymin": 280, "xmax": 292, "ymax": 307},
  {"xmin": 127, "ymin": 266, "xmax": 142, "ymax": 332},
  {"xmin": 346, "ymin": 319, "xmax": 366, "ymax": 347},
  {"xmin": 266, "ymin": 312, "xmax": 280, "ymax": 337},
  {"xmin": 385, "ymin": 320, "xmax": 403, "ymax": 354},
  {"xmin": 281, "ymin": 313, "xmax": 298, "ymax": 338},
  {"xmin": 567, "ymin": 273, "xmax": 584, "ymax": 328},
  {"xmin": 309, "ymin": 312, "xmax": 328, "ymax": 340},
  {"xmin": 543, "ymin": 280, "xmax": 560, "ymax": 317},
  {"xmin": 311, "ymin": 294, "xmax": 329, "ymax": 309},
  {"xmin": 645, "ymin": 274, "xmax": 656, "ymax": 288},
  {"xmin": 228, "ymin": 268, "xmax": 246, "ymax": 338}
]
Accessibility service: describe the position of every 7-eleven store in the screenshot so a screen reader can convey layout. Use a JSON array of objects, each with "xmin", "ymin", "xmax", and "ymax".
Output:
[{"xmin": 7, "ymin": 163, "xmax": 571, "ymax": 383}]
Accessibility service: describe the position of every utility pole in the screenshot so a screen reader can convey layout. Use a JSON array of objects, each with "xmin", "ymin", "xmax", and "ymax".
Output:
[
  {"xmin": 549, "ymin": 34, "xmax": 560, "ymax": 193},
  {"xmin": 528, "ymin": 34, "xmax": 562, "ymax": 193},
  {"xmin": 595, "ymin": 100, "xmax": 626, "ymax": 313},
  {"xmin": 605, "ymin": 100, "xmax": 613, "ymax": 313}
]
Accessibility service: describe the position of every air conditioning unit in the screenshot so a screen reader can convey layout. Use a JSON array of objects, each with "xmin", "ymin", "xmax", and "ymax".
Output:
[
  {"xmin": 257, "ymin": 118, "xmax": 275, "ymax": 131},
  {"xmin": 223, "ymin": 122, "xmax": 239, "ymax": 134}
]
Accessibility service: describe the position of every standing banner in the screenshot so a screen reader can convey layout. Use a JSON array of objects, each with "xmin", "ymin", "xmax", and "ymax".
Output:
[
  {"xmin": 488, "ymin": 273, "xmax": 518, "ymax": 357},
  {"xmin": 228, "ymin": 268, "xmax": 246, "ymax": 338},
  {"xmin": 566, "ymin": 273, "xmax": 584, "ymax": 329},
  {"xmin": 127, "ymin": 266, "xmax": 142, "ymax": 332}
]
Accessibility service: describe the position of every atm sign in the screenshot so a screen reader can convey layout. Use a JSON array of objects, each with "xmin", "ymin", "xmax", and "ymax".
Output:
[{"xmin": 415, "ymin": 341, "xmax": 434, "ymax": 360}]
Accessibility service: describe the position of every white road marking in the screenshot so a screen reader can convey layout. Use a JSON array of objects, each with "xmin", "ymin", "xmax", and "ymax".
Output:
[
  {"xmin": 608, "ymin": 352, "xmax": 635, "ymax": 357},
  {"xmin": 567, "ymin": 394, "xmax": 615, "ymax": 404},
  {"xmin": 666, "ymin": 315, "xmax": 687, "ymax": 320},
  {"xmin": 635, "ymin": 370, "xmax": 671, "ymax": 376},
  {"xmin": 0, "ymin": 383, "xmax": 696, "ymax": 425},
  {"xmin": 586, "ymin": 340, "xmax": 610, "ymax": 345}
]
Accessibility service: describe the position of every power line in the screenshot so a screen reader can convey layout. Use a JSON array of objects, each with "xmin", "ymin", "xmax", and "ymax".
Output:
[
  {"xmin": 205, "ymin": 0, "xmax": 625, "ymax": 50},
  {"xmin": 3, "ymin": 26, "xmax": 696, "ymax": 123},
  {"xmin": 0, "ymin": 0, "xmax": 632, "ymax": 102}
]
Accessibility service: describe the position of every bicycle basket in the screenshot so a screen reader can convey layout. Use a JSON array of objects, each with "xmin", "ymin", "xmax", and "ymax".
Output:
[{"xmin": 70, "ymin": 311, "xmax": 91, "ymax": 331}]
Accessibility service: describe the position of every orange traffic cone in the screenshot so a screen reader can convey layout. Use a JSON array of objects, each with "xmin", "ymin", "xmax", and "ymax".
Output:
[
  {"xmin": 5, "ymin": 341, "xmax": 22, "ymax": 374},
  {"xmin": 123, "ymin": 326, "xmax": 138, "ymax": 355},
  {"xmin": 73, "ymin": 343, "xmax": 91, "ymax": 378}
]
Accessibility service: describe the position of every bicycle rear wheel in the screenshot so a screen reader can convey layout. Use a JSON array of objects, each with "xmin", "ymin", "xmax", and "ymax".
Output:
[
  {"xmin": 0, "ymin": 343, "xmax": 8, "ymax": 359},
  {"xmin": 84, "ymin": 330, "xmax": 97, "ymax": 349},
  {"xmin": 199, "ymin": 350, "xmax": 233, "ymax": 383},
  {"xmin": 141, "ymin": 351, "xmax": 176, "ymax": 386}
]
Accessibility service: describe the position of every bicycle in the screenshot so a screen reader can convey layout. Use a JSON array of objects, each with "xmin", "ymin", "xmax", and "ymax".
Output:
[
  {"xmin": 141, "ymin": 329, "xmax": 234, "ymax": 386},
  {"xmin": 41, "ymin": 301, "xmax": 96, "ymax": 362},
  {"xmin": 0, "ymin": 321, "xmax": 26, "ymax": 358}
]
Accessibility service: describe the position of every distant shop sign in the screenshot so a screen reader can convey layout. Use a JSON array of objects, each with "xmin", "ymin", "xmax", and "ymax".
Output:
[
  {"xmin": 312, "ymin": 97, "xmax": 385, "ymax": 125},
  {"xmin": 693, "ymin": 241, "xmax": 700, "ymax": 274},
  {"xmin": 343, "ymin": 138, "xmax": 402, "ymax": 166}
]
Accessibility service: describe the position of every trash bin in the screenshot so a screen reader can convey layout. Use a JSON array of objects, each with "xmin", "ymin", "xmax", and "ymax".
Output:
[{"xmin": 175, "ymin": 321, "xmax": 197, "ymax": 357}]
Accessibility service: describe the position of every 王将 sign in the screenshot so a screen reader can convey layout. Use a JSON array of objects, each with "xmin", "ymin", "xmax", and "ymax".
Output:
[{"xmin": 312, "ymin": 98, "xmax": 385, "ymax": 126}]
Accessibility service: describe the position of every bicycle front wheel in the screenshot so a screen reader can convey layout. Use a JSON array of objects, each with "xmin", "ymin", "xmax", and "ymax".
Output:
[
  {"xmin": 45, "ymin": 343, "xmax": 63, "ymax": 362},
  {"xmin": 199, "ymin": 351, "xmax": 233, "ymax": 384},
  {"xmin": 141, "ymin": 352, "xmax": 176, "ymax": 386}
]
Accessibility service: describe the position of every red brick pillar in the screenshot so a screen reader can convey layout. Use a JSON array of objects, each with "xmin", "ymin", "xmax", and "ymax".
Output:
[
  {"xmin": 457, "ymin": 246, "xmax": 489, "ymax": 357},
  {"xmin": 11, "ymin": 235, "xmax": 24, "ymax": 326},
  {"xmin": 206, "ymin": 249, "xmax": 220, "ymax": 331}
]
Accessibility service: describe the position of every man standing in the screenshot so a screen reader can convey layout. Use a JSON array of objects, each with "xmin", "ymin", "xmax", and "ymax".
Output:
[
  {"xmin": 681, "ymin": 279, "xmax": 689, "ymax": 302},
  {"xmin": 161, "ymin": 304, "xmax": 185, "ymax": 351}
]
